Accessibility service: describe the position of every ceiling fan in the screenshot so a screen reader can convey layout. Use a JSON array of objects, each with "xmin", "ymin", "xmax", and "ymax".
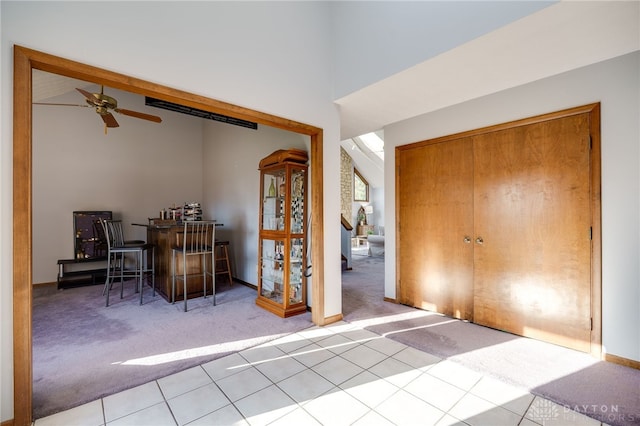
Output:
[{"xmin": 33, "ymin": 86, "xmax": 162, "ymax": 134}]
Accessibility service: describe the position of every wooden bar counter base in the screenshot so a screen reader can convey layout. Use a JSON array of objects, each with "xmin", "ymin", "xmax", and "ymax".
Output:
[{"xmin": 145, "ymin": 223, "xmax": 214, "ymax": 302}]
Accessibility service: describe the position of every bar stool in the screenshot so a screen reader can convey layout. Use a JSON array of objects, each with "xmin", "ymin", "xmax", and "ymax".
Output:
[
  {"xmin": 101, "ymin": 219, "xmax": 155, "ymax": 306},
  {"xmin": 171, "ymin": 221, "xmax": 216, "ymax": 312},
  {"xmin": 215, "ymin": 240, "xmax": 233, "ymax": 285}
]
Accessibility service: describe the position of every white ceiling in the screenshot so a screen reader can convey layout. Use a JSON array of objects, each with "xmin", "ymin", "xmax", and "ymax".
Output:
[
  {"xmin": 32, "ymin": 71, "xmax": 92, "ymax": 103},
  {"xmin": 336, "ymin": 1, "xmax": 640, "ymax": 139}
]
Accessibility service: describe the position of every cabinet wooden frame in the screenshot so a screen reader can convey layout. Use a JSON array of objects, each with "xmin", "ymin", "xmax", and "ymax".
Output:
[{"xmin": 256, "ymin": 161, "xmax": 308, "ymax": 318}]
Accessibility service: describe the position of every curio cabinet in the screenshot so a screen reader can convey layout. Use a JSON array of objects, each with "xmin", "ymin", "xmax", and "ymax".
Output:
[{"xmin": 256, "ymin": 149, "xmax": 308, "ymax": 317}]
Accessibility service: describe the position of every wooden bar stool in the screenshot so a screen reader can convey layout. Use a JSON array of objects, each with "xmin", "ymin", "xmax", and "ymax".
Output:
[{"xmin": 215, "ymin": 240, "xmax": 233, "ymax": 285}]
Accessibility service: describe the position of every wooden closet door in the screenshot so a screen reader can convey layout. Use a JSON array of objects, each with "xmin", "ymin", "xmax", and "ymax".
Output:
[
  {"xmin": 397, "ymin": 138, "xmax": 474, "ymax": 319},
  {"xmin": 472, "ymin": 113, "xmax": 592, "ymax": 352}
]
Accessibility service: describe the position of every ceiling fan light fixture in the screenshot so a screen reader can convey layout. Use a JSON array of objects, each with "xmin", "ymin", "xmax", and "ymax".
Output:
[{"xmin": 34, "ymin": 86, "xmax": 162, "ymax": 131}]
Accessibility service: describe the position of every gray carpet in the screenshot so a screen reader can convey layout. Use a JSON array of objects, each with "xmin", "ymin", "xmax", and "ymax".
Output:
[
  {"xmin": 32, "ymin": 280, "xmax": 313, "ymax": 419},
  {"xmin": 342, "ymin": 254, "xmax": 640, "ymax": 426}
]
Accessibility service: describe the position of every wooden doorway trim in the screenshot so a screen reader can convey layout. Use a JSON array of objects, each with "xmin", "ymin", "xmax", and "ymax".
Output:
[
  {"xmin": 395, "ymin": 103, "xmax": 601, "ymax": 357},
  {"xmin": 13, "ymin": 45, "xmax": 325, "ymax": 426}
]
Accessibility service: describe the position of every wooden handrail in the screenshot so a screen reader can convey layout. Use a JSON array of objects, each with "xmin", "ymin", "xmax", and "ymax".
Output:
[{"xmin": 341, "ymin": 215, "xmax": 353, "ymax": 231}]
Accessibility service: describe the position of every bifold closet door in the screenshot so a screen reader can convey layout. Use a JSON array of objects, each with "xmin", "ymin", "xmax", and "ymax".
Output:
[
  {"xmin": 397, "ymin": 137, "xmax": 474, "ymax": 320},
  {"xmin": 472, "ymin": 113, "xmax": 592, "ymax": 352}
]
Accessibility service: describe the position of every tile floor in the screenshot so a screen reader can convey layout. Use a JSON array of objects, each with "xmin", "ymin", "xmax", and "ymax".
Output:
[{"xmin": 34, "ymin": 321, "xmax": 605, "ymax": 426}]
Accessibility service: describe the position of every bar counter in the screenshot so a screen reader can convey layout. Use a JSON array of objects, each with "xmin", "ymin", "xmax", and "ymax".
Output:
[{"xmin": 140, "ymin": 223, "xmax": 219, "ymax": 302}]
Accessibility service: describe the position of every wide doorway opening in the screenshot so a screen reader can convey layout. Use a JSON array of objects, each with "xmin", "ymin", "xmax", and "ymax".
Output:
[{"xmin": 13, "ymin": 45, "xmax": 326, "ymax": 425}]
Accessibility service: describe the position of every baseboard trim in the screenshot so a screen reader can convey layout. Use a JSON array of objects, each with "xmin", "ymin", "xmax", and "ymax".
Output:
[
  {"xmin": 605, "ymin": 353, "xmax": 640, "ymax": 370},
  {"xmin": 33, "ymin": 281, "xmax": 56, "ymax": 287},
  {"xmin": 1, "ymin": 418, "xmax": 15, "ymax": 426},
  {"xmin": 233, "ymin": 279, "xmax": 256, "ymax": 290},
  {"xmin": 384, "ymin": 297, "xmax": 397, "ymax": 304},
  {"xmin": 322, "ymin": 313, "xmax": 343, "ymax": 326}
]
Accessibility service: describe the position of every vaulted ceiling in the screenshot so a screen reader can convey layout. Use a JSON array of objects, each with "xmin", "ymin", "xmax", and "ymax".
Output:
[{"xmin": 335, "ymin": 1, "xmax": 639, "ymax": 139}]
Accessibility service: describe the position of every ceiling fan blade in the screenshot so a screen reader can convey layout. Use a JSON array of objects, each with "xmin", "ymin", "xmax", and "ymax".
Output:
[
  {"xmin": 115, "ymin": 108, "xmax": 162, "ymax": 123},
  {"xmin": 100, "ymin": 112, "xmax": 119, "ymax": 128},
  {"xmin": 33, "ymin": 102, "xmax": 90, "ymax": 108},
  {"xmin": 76, "ymin": 88, "xmax": 98, "ymax": 104}
]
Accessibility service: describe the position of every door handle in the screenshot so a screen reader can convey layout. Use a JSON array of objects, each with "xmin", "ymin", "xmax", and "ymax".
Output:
[
  {"xmin": 463, "ymin": 236, "xmax": 471, "ymax": 244},
  {"xmin": 475, "ymin": 236, "xmax": 484, "ymax": 245}
]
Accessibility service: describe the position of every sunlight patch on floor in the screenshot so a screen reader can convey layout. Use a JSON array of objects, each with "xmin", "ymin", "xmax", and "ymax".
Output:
[
  {"xmin": 348, "ymin": 309, "xmax": 443, "ymax": 329},
  {"xmin": 113, "ymin": 335, "xmax": 283, "ymax": 366}
]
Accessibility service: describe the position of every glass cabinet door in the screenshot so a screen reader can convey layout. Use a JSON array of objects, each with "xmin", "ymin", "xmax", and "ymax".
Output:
[
  {"xmin": 260, "ymin": 238, "xmax": 285, "ymax": 303},
  {"xmin": 261, "ymin": 169, "xmax": 286, "ymax": 231},
  {"xmin": 289, "ymin": 238, "xmax": 305, "ymax": 304},
  {"xmin": 290, "ymin": 167, "xmax": 305, "ymax": 234}
]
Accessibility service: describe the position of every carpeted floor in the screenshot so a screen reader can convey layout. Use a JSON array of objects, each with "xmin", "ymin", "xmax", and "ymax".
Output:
[
  {"xmin": 342, "ymin": 254, "xmax": 640, "ymax": 426},
  {"xmin": 32, "ymin": 279, "xmax": 313, "ymax": 419}
]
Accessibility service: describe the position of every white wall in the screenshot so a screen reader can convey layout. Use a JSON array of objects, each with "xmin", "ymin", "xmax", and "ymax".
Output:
[
  {"xmin": 384, "ymin": 52, "xmax": 640, "ymax": 362},
  {"xmin": 369, "ymin": 187, "xmax": 384, "ymax": 232},
  {"xmin": 202, "ymin": 120, "xmax": 309, "ymax": 286},
  {"xmin": 33, "ymin": 86, "xmax": 204, "ymax": 284},
  {"xmin": 1, "ymin": 2, "xmax": 341, "ymax": 421}
]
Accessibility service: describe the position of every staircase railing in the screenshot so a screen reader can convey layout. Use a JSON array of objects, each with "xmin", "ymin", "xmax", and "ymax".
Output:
[{"xmin": 341, "ymin": 215, "xmax": 353, "ymax": 270}]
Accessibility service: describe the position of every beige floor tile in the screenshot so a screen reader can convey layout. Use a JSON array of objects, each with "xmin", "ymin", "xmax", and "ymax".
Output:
[
  {"xmin": 519, "ymin": 417, "xmax": 542, "ymax": 426},
  {"xmin": 289, "ymin": 342, "xmax": 336, "ymax": 367},
  {"xmin": 233, "ymin": 384, "xmax": 298, "ymax": 426},
  {"xmin": 469, "ymin": 375, "xmax": 534, "ymax": 416},
  {"xmin": 239, "ymin": 342, "xmax": 286, "ymax": 365},
  {"xmin": 107, "ymin": 402, "xmax": 175, "ymax": 426},
  {"xmin": 311, "ymin": 354, "xmax": 364, "ymax": 386},
  {"xmin": 427, "ymin": 359, "xmax": 483, "ymax": 391},
  {"xmin": 167, "ymin": 383, "xmax": 230, "ymax": 426},
  {"xmin": 368, "ymin": 356, "xmax": 423, "ymax": 388},
  {"xmin": 435, "ymin": 413, "xmax": 469, "ymax": 426},
  {"xmin": 103, "ymin": 382, "xmax": 164, "ymax": 423},
  {"xmin": 267, "ymin": 333, "xmax": 315, "ymax": 354},
  {"xmin": 403, "ymin": 372, "xmax": 466, "ymax": 412},
  {"xmin": 200, "ymin": 352, "xmax": 251, "ymax": 381},
  {"xmin": 302, "ymin": 387, "xmax": 371, "ymax": 425},
  {"xmin": 374, "ymin": 389, "xmax": 446, "ymax": 425},
  {"xmin": 351, "ymin": 410, "xmax": 395, "ymax": 426},
  {"xmin": 295, "ymin": 326, "xmax": 335, "ymax": 342},
  {"xmin": 339, "ymin": 328, "xmax": 383, "ymax": 344},
  {"xmin": 340, "ymin": 343, "xmax": 389, "ymax": 370},
  {"xmin": 340, "ymin": 370, "xmax": 400, "ymax": 409},
  {"xmin": 315, "ymin": 332, "xmax": 361, "ymax": 354},
  {"xmin": 157, "ymin": 366, "xmax": 213, "ymax": 400},
  {"xmin": 448, "ymin": 392, "xmax": 522, "ymax": 426},
  {"xmin": 262, "ymin": 406, "xmax": 322, "ymax": 425},
  {"xmin": 363, "ymin": 335, "xmax": 408, "ymax": 356},
  {"xmin": 34, "ymin": 399, "xmax": 104, "ymax": 426},
  {"xmin": 277, "ymin": 368, "xmax": 336, "ymax": 404},
  {"xmin": 185, "ymin": 404, "xmax": 248, "ymax": 426},
  {"xmin": 215, "ymin": 366, "xmax": 272, "ymax": 402},
  {"xmin": 253, "ymin": 353, "xmax": 307, "ymax": 383},
  {"xmin": 391, "ymin": 346, "xmax": 441, "ymax": 371}
]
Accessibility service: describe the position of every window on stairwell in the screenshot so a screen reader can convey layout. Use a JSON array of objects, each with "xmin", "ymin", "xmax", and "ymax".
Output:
[{"xmin": 354, "ymin": 168, "xmax": 369, "ymax": 202}]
